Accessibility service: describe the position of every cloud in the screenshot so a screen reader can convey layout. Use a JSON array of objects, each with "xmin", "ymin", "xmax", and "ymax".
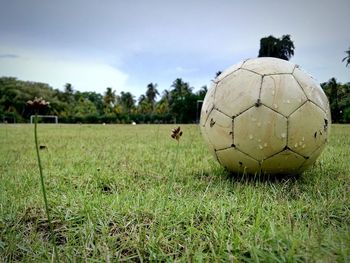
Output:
[
  {"xmin": 174, "ymin": 66, "xmax": 199, "ymax": 74},
  {"xmin": 0, "ymin": 46, "xmax": 129, "ymax": 94},
  {"xmin": 0, "ymin": 0, "xmax": 348, "ymax": 96},
  {"xmin": 0, "ymin": 54, "xmax": 19, "ymax": 59}
]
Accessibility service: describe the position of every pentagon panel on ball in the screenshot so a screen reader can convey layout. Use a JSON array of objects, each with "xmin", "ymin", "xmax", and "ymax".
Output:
[
  {"xmin": 203, "ymin": 109, "xmax": 233, "ymax": 151},
  {"xmin": 234, "ymin": 105, "xmax": 287, "ymax": 161},
  {"xmin": 216, "ymin": 147, "xmax": 260, "ymax": 175},
  {"xmin": 261, "ymin": 150, "xmax": 305, "ymax": 175},
  {"xmin": 292, "ymin": 67, "xmax": 331, "ymax": 120},
  {"xmin": 241, "ymin": 57, "xmax": 294, "ymax": 75},
  {"xmin": 214, "ymin": 69, "xmax": 261, "ymax": 117},
  {"xmin": 288, "ymin": 101, "xmax": 330, "ymax": 158},
  {"xmin": 260, "ymin": 74, "xmax": 307, "ymax": 117},
  {"xmin": 200, "ymin": 57, "xmax": 331, "ymax": 175},
  {"xmin": 214, "ymin": 61, "xmax": 244, "ymax": 83}
]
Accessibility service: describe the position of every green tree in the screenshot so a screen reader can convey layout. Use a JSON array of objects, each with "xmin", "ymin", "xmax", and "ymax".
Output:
[
  {"xmin": 64, "ymin": 83, "xmax": 73, "ymax": 94},
  {"xmin": 138, "ymin": 94, "xmax": 147, "ymax": 105},
  {"xmin": 342, "ymin": 47, "xmax": 350, "ymax": 67},
  {"xmin": 322, "ymin": 78, "xmax": 350, "ymax": 123},
  {"xmin": 0, "ymin": 77, "xmax": 61, "ymax": 121},
  {"xmin": 80, "ymin": 91, "xmax": 104, "ymax": 115},
  {"xmin": 155, "ymin": 90, "xmax": 171, "ymax": 115},
  {"xmin": 74, "ymin": 97, "xmax": 97, "ymax": 117},
  {"xmin": 145, "ymin": 83, "xmax": 159, "ymax": 105},
  {"xmin": 328, "ymin": 78, "xmax": 340, "ymax": 122},
  {"xmin": 119, "ymin": 91, "xmax": 135, "ymax": 113},
  {"xmin": 137, "ymin": 94, "xmax": 152, "ymax": 114},
  {"xmin": 103, "ymin": 87, "xmax": 116, "ymax": 114},
  {"xmin": 155, "ymin": 100, "xmax": 170, "ymax": 116},
  {"xmin": 160, "ymin": 89, "xmax": 171, "ymax": 103},
  {"xmin": 63, "ymin": 83, "xmax": 74, "ymax": 103},
  {"xmin": 137, "ymin": 83, "xmax": 159, "ymax": 115},
  {"xmin": 170, "ymin": 78, "xmax": 192, "ymax": 97},
  {"xmin": 168, "ymin": 78, "xmax": 197, "ymax": 123},
  {"xmin": 258, "ymin": 35, "xmax": 295, "ymax": 61},
  {"xmin": 197, "ymin": 85, "xmax": 207, "ymax": 100}
]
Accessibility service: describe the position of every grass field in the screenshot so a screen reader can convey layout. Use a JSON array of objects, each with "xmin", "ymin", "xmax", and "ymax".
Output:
[{"xmin": 0, "ymin": 124, "xmax": 349, "ymax": 262}]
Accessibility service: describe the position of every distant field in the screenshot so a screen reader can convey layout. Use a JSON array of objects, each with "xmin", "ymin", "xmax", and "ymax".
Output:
[{"xmin": 0, "ymin": 124, "xmax": 349, "ymax": 262}]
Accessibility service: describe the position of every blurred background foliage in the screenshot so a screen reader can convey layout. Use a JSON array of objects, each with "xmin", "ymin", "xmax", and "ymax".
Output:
[{"xmin": 1, "ymin": 36, "xmax": 349, "ymax": 123}]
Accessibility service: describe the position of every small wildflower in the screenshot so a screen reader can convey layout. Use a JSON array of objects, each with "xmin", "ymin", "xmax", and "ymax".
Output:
[
  {"xmin": 170, "ymin": 127, "xmax": 182, "ymax": 181},
  {"xmin": 171, "ymin": 126, "xmax": 183, "ymax": 142},
  {"xmin": 26, "ymin": 97, "xmax": 50, "ymax": 111},
  {"xmin": 29, "ymin": 96, "xmax": 58, "ymax": 261}
]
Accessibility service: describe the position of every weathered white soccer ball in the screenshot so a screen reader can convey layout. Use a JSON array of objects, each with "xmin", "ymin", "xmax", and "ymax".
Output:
[{"xmin": 200, "ymin": 57, "xmax": 331, "ymax": 175}]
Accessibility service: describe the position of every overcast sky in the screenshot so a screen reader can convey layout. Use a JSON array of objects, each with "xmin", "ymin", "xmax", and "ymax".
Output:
[{"xmin": 0, "ymin": 0, "xmax": 349, "ymax": 98}]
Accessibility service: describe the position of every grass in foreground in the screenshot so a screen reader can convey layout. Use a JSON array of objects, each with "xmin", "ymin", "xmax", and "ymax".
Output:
[{"xmin": 0, "ymin": 124, "xmax": 349, "ymax": 262}]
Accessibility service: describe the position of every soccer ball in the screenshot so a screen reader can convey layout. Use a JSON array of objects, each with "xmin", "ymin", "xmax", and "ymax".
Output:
[{"xmin": 200, "ymin": 57, "xmax": 331, "ymax": 175}]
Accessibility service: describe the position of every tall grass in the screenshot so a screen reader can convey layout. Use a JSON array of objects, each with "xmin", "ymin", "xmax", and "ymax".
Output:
[
  {"xmin": 33, "ymin": 115, "xmax": 59, "ymax": 262},
  {"xmin": 0, "ymin": 124, "xmax": 349, "ymax": 262}
]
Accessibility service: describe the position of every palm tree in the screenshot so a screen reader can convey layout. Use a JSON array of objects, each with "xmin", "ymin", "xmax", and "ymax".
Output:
[
  {"xmin": 145, "ymin": 83, "xmax": 159, "ymax": 113},
  {"xmin": 170, "ymin": 78, "xmax": 192, "ymax": 97},
  {"xmin": 342, "ymin": 47, "xmax": 350, "ymax": 67},
  {"xmin": 326, "ymin": 78, "xmax": 340, "ymax": 122},
  {"xmin": 258, "ymin": 35, "xmax": 295, "ymax": 61},
  {"xmin": 64, "ymin": 83, "xmax": 73, "ymax": 95},
  {"xmin": 155, "ymin": 90, "xmax": 171, "ymax": 115},
  {"xmin": 63, "ymin": 83, "xmax": 74, "ymax": 103},
  {"xmin": 197, "ymin": 85, "xmax": 207, "ymax": 99},
  {"xmin": 145, "ymin": 83, "xmax": 159, "ymax": 104},
  {"xmin": 161, "ymin": 89, "xmax": 171, "ymax": 102},
  {"xmin": 279, "ymin": 35, "xmax": 295, "ymax": 61},
  {"xmin": 138, "ymin": 94, "xmax": 151, "ymax": 114},
  {"xmin": 138, "ymin": 94, "xmax": 147, "ymax": 105},
  {"xmin": 169, "ymin": 78, "xmax": 195, "ymax": 123},
  {"xmin": 104, "ymin": 87, "xmax": 116, "ymax": 107},
  {"xmin": 119, "ymin": 91, "xmax": 135, "ymax": 113}
]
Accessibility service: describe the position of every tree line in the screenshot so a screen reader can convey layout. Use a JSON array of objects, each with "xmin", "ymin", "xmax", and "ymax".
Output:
[
  {"xmin": 321, "ymin": 78, "xmax": 350, "ymax": 123},
  {"xmin": 1, "ymin": 35, "xmax": 349, "ymax": 123},
  {"xmin": 2, "ymin": 75, "xmax": 348, "ymax": 124},
  {"xmin": 0, "ymin": 77, "xmax": 207, "ymax": 124}
]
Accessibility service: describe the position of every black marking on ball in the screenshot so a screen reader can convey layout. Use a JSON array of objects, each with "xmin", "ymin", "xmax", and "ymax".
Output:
[
  {"xmin": 324, "ymin": 119, "xmax": 328, "ymax": 131},
  {"xmin": 255, "ymin": 99, "xmax": 262, "ymax": 107},
  {"xmin": 210, "ymin": 118, "xmax": 215, "ymax": 127}
]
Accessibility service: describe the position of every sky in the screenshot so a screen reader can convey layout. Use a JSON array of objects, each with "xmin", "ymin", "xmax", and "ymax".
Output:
[{"xmin": 0, "ymin": 0, "xmax": 349, "ymax": 99}]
